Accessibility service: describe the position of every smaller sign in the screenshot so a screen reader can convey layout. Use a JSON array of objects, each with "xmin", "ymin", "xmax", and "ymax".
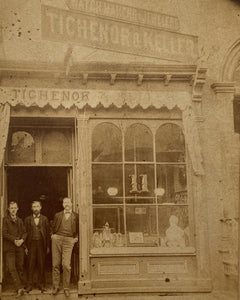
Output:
[
  {"xmin": 0, "ymin": 87, "xmax": 191, "ymax": 110},
  {"xmin": 135, "ymin": 207, "xmax": 146, "ymax": 215},
  {"xmin": 129, "ymin": 232, "xmax": 144, "ymax": 244},
  {"xmin": 65, "ymin": 0, "xmax": 180, "ymax": 32}
]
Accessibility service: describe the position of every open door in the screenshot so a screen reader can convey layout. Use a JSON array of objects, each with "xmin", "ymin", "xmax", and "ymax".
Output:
[{"xmin": 4, "ymin": 166, "xmax": 73, "ymax": 288}]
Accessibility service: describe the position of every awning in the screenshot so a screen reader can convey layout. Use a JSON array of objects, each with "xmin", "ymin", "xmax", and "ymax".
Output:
[
  {"xmin": 0, "ymin": 86, "xmax": 204, "ymax": 176},
  {"xmin": 0, "ymin": 87, "xmax": 191, "ymax": 110}
]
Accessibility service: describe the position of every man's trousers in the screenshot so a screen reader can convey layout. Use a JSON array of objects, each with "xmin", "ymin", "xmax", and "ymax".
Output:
[
  {"xmin": 5, "ymin": 247, "xmax": 24, "ymax": 291},
  {"xmin": 27, "ymin": 240, "xmax": 46, "ymax": 286},
  {"xmin": 52, "ymin": 234, "xmax": 75, "ymax": 289}
]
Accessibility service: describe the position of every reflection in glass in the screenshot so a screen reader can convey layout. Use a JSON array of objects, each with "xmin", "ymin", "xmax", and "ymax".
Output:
[
  {"xmin": 158, "ymin": 206, "xmax": 189, "ymax": 246},
  {"xmin": 156, "ymin": 165, "xmax": 187, "ymax": 204},
  {"xmin": 42, "ymin": 130, "xmax": 71, "ymax": 163},
  {"xmin": 126, "ymin": 205, "xmax": 158, "ymax": 246},
  {"xmin": 92, "ymin": 123, "xmax": 122, "ymax": 162},
  {"xmin": 156, "ymin": 123, "xmax": 185, "ymax": 162},
  {"xmin": 8, "ymin": 131, "xmax": 35, "ymax": 163},
  {"xmin": 125, "ymin": 124, "xmax": 153, "ymax": 162},
  {"xmin": 125, "ymin": 164, "xmax": 154, "ymax": 197},
  {"xmin": 92, "ymin": 165, "xmax": 123, "ymax": 204}
]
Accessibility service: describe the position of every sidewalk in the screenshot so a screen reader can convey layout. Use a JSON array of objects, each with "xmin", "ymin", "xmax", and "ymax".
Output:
[{"xmin": 1, "ymin": 290, "xmax": 238, "ymax": 300}]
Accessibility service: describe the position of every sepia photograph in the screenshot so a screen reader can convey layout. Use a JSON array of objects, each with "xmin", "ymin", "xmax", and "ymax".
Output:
[{"xmin": 0, "ymin": 0, "xmax": 239, "ymax": 299}]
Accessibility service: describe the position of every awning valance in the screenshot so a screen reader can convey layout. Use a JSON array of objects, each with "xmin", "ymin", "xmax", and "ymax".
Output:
[
  {"xmin": 0, "ymin": 87, "xmax": 191, "ymax": 110},
  {"xmin": 0, "ymin": 87, "xmax": 204, "ymax": 176}
]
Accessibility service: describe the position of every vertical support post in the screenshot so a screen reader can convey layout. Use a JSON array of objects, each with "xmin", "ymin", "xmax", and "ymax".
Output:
[
  {"xmin": 0, "ymin": 162, "xmax": 6, "ymax": 297},
  {"xmin": 210, "ymin": 83, "xmax": 238, "ymax": 287},
  {"xmin": 0, "ymin": 163, "xmax": 3, "ymax": 297},
  {"xmin": 76, "ymin": 116, "xmax": 92, "ymax": 293}
]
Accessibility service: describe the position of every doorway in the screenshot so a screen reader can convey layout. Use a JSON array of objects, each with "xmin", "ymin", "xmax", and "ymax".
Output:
[
  {"xmin": 6, "ymin": 167, "xmax": 69, "ymax": 220},
  {"xmin": 4, "ymin": 166, "xmax": 72, "ymax": 289}
]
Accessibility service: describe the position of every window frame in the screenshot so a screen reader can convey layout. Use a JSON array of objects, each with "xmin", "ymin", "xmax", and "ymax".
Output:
[{"xmin": 90, "ymin": 119, "xmax": 195, "ymax": 254}]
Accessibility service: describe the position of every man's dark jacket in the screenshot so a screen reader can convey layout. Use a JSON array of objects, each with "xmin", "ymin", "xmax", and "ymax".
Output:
[
  {"xmin": 3, "ymin": 215, "xmax": 27, "ymax": 252},
  {"xmin": 52, "ymin": 211, "xmax": 79, "ymax": 238},
  {"xmin": 24, "ymin": 215, "xmax": 50, "ymax": 250}
]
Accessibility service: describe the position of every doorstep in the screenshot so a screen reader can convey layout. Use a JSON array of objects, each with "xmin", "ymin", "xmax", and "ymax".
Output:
[
  {"xmin": 1, "ymin": 288, "xmax": 78, "ymax": 300},
  {"xmin": 0, "ymin": 290, "xmax": 237, "ymax": 300}
]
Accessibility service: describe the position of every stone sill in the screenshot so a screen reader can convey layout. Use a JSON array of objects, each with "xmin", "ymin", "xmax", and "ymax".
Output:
[{"xmin": 90, "ymin": 246, "xmax": 196, "ymax": 257}]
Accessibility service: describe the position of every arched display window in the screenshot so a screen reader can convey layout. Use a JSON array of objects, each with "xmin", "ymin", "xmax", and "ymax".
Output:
[{"xmin": 91, "ymin": 121, "xmax": 190, "ymax": 249}]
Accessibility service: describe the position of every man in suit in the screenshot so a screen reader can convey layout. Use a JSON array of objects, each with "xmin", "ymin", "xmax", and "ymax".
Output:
[
  {"xmin": 51, "ymin": 197, "xmax": 78, "ymax": 297},
  {"xmin": 3, "ymin": 201, "xmax": 27, "ymax": 297},
  {"xmin": 24, "ymin": 201, "xmax": 50, "ymax": 293}
]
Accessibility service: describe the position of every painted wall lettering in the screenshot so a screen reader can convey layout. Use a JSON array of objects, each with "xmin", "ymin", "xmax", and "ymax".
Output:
[
  {"xmin": 41, "ymin": 5, "xmax": 198, "ymax": 63},
  {"xmin": 65, "ymin": 0, "xmax": 180, "ymax": 32}
]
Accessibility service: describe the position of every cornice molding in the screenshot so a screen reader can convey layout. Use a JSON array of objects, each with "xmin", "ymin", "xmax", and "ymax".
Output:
[
  {"xmin": 0, "ymin": 60, "xmax": 197, "ymax": 85},
  {"xmin": 211, "ymin": 82, "xmax": 235, "ymax": 94}
]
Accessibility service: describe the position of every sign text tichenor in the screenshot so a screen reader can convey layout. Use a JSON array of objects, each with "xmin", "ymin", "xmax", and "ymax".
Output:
[
  {"xmin": 65, "ymin": 0, "xmax": 180, "ymax": 31},
  {"xmin": 5, "ymin": 88, "xmax": 89, "ymax": 102},
  {"xmin": 41, "ymin": 5, "xmax": 198, "ymax": 63}
]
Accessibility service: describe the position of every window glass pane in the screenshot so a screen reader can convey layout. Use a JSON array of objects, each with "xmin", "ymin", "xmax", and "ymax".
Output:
[
  {"xmin": 125, "ymin": 164, "xmax": 155, "ymax": 200},
  {"xmin": 93, "ymin": 206, "xmax": 125, "ymax": 247},
  {"xmin": 125, "ymin": 124, "xmax": 153, "ymax": 162},
  {"xmin": 92, "ymin": 123, "xmax": 122, "ymax": 162},
  {"xmin": 92, "ymin": 165, "xmax": 123, "ymax": 204},
  {"xmin": 156, "ymin": 165, "xmax": 187, "ymax": 204},
  {"xmin": 42, "ymin": 130, "xmax": 71, "ymax": 163},
  {"xmin": 158, "ymin": 206, "xmax": 189, "ymax": 247},
  {"xmin": 126, "ymin": 205, "xmax": 158, "ymax": 246},
  {"xmin": 8, "ymin": 130, "xmax": 35, "ymax": 163},
  {"xmin": 156, "ymin": 123, "xmax": 185, "ymax": 162}
]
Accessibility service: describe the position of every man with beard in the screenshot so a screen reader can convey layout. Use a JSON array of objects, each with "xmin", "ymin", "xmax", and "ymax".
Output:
[
  {"xmin": 3, "ymin": 202, "xmax": 27, "ymax": 297},
  {"xmin": 51, "ymin": 197, "xmax": 78, "ymax": 297},
  {"xmin": 24, "ymin": 201, "xmax": 50, "ymax": 293}
]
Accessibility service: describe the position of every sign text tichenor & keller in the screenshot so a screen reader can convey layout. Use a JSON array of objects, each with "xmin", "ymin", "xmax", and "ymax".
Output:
[{"xmin": 41, "ymin": 5, "xmax": 198, "ymax": 63}]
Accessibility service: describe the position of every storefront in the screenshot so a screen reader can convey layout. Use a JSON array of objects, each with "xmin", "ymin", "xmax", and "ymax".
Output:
[
  {"xmin": 0, "ymin": 0, "xmax": 239, "ymax": 298},
  {"xmin": 0, "ymin": 61, "xmax": 211, "ymax": 295}
]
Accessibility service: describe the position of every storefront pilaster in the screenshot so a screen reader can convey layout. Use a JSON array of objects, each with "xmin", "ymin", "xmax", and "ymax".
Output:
[
  {"xmin": 211, "ymin": 82, "xmax": 238, "ymax": 281},
  {"xmin": 76, "ymin": 115, "xmax": 92, "ymax": 293}
]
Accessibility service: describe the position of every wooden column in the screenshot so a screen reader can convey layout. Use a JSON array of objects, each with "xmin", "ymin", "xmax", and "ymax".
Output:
[
  {"xmin": 0, "ymin": 163, "xmax": 3, "ymax": 297},
  {"xmin": 76, "ymin": 116, "xmax": 92, "ymax": 292}
]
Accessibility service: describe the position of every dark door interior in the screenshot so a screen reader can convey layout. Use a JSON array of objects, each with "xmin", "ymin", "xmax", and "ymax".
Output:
[
  {"xmin": 4, "ymin": 167, "xmax": 69, "ymax": 288},
  {"xmin": 7, "ymin": 167, "xmax": 68, "ymax": 221}
]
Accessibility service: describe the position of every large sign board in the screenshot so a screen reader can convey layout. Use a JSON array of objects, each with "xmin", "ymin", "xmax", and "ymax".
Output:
[
  {"xmin": 65, "ymin": 0, "xmax": 180, "ymax": 32},
  {"xmin": 41, "ymin": 5, "xmax": 198, "ymax": 63}
]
